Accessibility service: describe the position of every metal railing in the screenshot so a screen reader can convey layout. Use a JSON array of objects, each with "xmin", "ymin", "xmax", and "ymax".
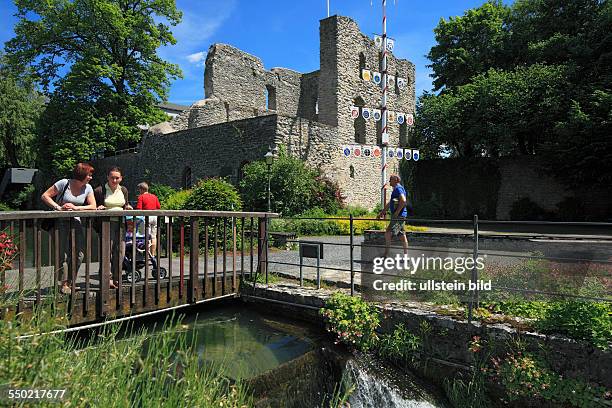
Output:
[
  {"xmin": 259, "ymin": 215, "xmax": 612, "ymax": 322},
  {"xmin": 0, "ymin": 210, "xmax": 276, "ymax": 324}
]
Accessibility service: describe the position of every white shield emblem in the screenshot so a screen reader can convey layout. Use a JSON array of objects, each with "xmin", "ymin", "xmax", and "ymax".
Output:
[
  {"xmin": 362, "ymin": 108, "xmax": 371, "ymax": 120},
  {"xmin": 372, "ymin": 72, "xmax": 382, "ymax": 85}
]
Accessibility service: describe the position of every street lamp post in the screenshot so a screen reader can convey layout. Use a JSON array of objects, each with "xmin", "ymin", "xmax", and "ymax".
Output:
[{"xmin": 264, "ymin": 149, "xmax": 274, "ymax": 213}]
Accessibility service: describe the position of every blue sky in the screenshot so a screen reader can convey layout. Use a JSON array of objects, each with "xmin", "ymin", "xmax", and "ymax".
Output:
[{"xmin": 1, "ymin": 0, "xmax": 503, "ymax": 105}]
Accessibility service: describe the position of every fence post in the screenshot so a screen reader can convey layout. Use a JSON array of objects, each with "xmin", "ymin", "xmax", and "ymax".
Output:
[
  {"xmin": 467, "ymin": 214, "xmax": 478, "ymax": 324},
  {"xmin": 188, "ymin": 218, "xmax": 199, "ymax": 303},
  {"xmin": 99, "ymin": 218, "xmax": 110, "ymax": 317},
  {"xmin": 350, "ymin": 214, "xmax": 355, "ymax": 296},
  {"xmin": 473, "ymin": 214, "xmax": 479, "ymax": 308},
  {"xmin": 257, "ymin": 217, "xmax": 267, "ymax": 284}
]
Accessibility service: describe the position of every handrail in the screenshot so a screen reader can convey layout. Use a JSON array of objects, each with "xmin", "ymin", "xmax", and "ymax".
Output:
[{"xmin": 0, "ymin": 210, "xmax": 279, "ymax": 221}]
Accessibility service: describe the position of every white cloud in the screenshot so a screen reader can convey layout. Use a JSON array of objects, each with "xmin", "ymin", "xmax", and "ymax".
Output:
[{"xmin": 186, "ymin": 51, "xmax": 206, "ymax": 65}]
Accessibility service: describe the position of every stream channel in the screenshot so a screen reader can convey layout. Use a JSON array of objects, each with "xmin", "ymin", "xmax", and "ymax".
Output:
[{"xmin": 119, "ymin": 300, "xmax": 450, "ymax": 408}]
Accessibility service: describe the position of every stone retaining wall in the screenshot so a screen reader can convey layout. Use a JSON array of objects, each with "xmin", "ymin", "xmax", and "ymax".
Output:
[{"xmin": 243, "ymin": 283, "xmax": 612, "ymax": 389}]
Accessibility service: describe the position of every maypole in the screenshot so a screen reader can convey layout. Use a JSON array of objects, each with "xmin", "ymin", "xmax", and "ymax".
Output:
[{"xmin": 380, "ymin": 0, "xmax": 389, "ymax": 210}]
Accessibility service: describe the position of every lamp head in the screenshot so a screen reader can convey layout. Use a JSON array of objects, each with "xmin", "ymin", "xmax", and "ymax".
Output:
[{"xmin": 265, "ymin": 150, "xmax": 274, "ymax": 166}]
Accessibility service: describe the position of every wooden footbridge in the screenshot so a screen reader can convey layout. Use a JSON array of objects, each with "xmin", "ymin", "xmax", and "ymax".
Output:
[{"xmin": 0, "ymin": 210, "xmax": 274, "ymax": 325}]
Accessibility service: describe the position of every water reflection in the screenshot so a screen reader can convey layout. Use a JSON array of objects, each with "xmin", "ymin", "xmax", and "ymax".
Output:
[{"xmin": 180, "ymin": 307, "xmax": 314, "ymax": 380}]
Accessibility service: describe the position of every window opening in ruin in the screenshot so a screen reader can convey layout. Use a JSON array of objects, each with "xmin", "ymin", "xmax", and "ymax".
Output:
[
  {"xmin": 315, "ymin": 98, "xmax": 319, "ymax": 115},
  {"xmin": 350, "ymin": 165, "xmax": 355, "ymax": 178},
  {"xmin": 353, "ymin": 97, "xmax": 366, "ymax": 144},
  {"xmin": 182, "ymin": 167, "xmax": 192, "ymax": 189},
  {"xmin": 265, "ymin": 85, "xmax": 277, "ymax": 110},
  {"xmin": 376, "ymin": 119, "xmax": 382, "ymax": 146},
  {"xmin": 395, "ymin": 71, "xmax": 400, "ymax": 95},
  {"xmin": 224, "ymin": 102, "xmax": 230, "ymax": 122},
  {"xmin": 359, "ymin": 52, "xmax": 366, "ymax": 73}
]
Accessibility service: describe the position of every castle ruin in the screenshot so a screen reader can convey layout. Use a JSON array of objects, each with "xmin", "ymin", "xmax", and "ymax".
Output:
[{"xmin": 95, "ymin": 15, "xmax": 416, "ymax": 210}]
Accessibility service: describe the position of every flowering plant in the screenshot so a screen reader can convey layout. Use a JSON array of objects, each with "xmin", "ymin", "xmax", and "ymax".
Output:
[
  {"xmin": 320, "ymin": 292, "xmax": 380, "ymax": 351},
  {"xmin": 0, "ymin": 230, "xmax": 18, "ymax": 293}
]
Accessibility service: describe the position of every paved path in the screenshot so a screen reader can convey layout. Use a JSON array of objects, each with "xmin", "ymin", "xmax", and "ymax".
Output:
[{"xmin": 4, "ymin": 232, "xmax": 609, "ymax": 294}]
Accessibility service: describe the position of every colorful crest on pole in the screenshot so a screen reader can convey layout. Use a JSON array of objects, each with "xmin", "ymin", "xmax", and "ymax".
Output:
[
  {"xmin": 404, "ymin": 149, "xmax": 412, "ymax": 160},
  {"xmin": 397, "ymin": 113, "xmax": 405, "ymax": 125},
  {"xmin": 381, "ymin": 132, "xmax": 389, "ymax": 145},
  {"xmin": 396, "ymin": 148, "xmax": 404, "ymax": 159},
  {"xmin": 342, "ymin": 145, "xmax": 351, "ymax": 158},
  {"xmin": 350, "ymin": 106, "xmax": 360, "ymax": 119},
  {"xmin": 398, "ymin": 77, "xmax": 408, "ymax": 89},
  {"xmin": 388, "ymin": 148, "xmax": 395, "ymax": 159},
  {"xmin": 363, "ymin": 146, "xmax": 372, "ymax": 157},
  {"xmin": 373, "ymin": 146, "xmax": 382, "ymax": 157},
  {"xmin": 372, "ymin": 72, "xmax": 382, "ymax": 85},
  {"xmin": 406, "ymin": 113, "xmax": 414, "ymax": 126},
  {"xmin": 362, "ymin": 108, "xmax": 371, "ymax": 120},
  {"xmin": 374, "ymin": 35, "xmax": 383, "ymax": 49},
  {"xmin": 361, "ymin": 69, "xmax": 372, "ymax": 81},
  {"xmin": 388, "ymin": 111, "xmax": 396, "ymax": 122},
  {"xmin": 386, "ymin": 38, "xmax": 395, "ymax": 52},
  {"xmin": 412, "ymin": 149, "xmax": 420, "ymax": 161},
  {"xmin": 387, "ymin": 75, "xmax": 396, "ymax": 87},
  {"xmin": 354, "ymin": 145, "xmax": 362, "ymax": 157},
  {"xmin": 373, "ymin": 109, "xmax": 381, "ymax": 121}
]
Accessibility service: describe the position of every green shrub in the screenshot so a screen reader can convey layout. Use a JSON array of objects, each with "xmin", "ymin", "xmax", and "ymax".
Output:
[
  {"xmin": 536, "ymin": 301, "xmax": 612, "ymax": 349},
  {"xmin": 491, "ymin": 353, "xmax": 609, "ymax": 405},
  {"xmin": 240, "ymin": 150, "xmax": 343, "ymax": 216},
  {"xmin": 162, "ymin": 189, "xmax": 193, "ymax": 210},
  {"xmin": 0, "ymin": 203, "xmax": 14, "ymax": 211},
  {"xmin": 184, "ymin": 178, "xmax": 242, "ymax": 212},
  {"xmin": 320, "ymin": 292, "xmax": 380, "ymax": 351},
  {"xmin": 149, "ymin": 183, "xmax": 176, "ymax": 207}
]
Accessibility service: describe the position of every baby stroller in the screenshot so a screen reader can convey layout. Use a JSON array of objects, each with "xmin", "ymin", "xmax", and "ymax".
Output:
[{"xmin": 123, "ymin": 216, "xmax": 167, "ymax": 283}]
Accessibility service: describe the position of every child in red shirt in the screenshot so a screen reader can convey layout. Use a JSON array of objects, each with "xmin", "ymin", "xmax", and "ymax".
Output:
[{"xmin": 136, "ymin": 182, "xmax": 161, "ymax": 254}]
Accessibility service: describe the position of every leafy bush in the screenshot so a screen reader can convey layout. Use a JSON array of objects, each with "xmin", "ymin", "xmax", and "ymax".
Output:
[
  {"xmin": 320, "ymin": 292, "xmax": 381, "ymax": 351},
  {"xmin": 490, "ymin": 353, "xmax": 609, "ymax": 405},
  {"xmin": 162, "ymin": 189, "xmax": 193, "ymax": 210},
  {"xmin": 536, "ymin": 301, "xmax": 612, "ymax": 349},
  {"xmin": 149, "ymin": 183, "xmax": 176, "ymax": 207},
  {"xmin": 269, "ymin": 207, "xmax": 427, "ymax": 236},
  {"xmin": 184, "ymin": 178, "xmax": 242, "ymax": 212},
  {"xmin": 0, "ymin": 203, "xmax": 14, "ymax": 211},
  {"xmin": 240, "ymin": 150, "xmax": 343, "ymax": 216}
]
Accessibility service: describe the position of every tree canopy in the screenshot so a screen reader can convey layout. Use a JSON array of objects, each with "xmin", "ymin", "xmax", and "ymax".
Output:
[
  {"xmin": 418, "ymin": 0, "xmax": 612, "ymax": 189},
  {"xmin": 0, "ymin": 54, "xmax": 44, "ymax": 167},
  {"xmin": 5, "ymin": 0, "xmax": 182, "ymax": 175}
]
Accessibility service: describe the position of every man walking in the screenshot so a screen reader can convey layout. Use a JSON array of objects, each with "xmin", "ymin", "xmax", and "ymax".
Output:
[{"xmin": 377, "ymin": 174, "xmax": 409, "ymax": 257}]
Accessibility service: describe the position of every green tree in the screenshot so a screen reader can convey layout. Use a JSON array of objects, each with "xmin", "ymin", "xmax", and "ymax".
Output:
[
  {"xmin": 5, "ymin": 0, "xmax": 182, "ymax": 174},
  {"xmin": 239, "ymin": 152, "xmax": 344, "ymax": 216},
  {"xmin": 427, "ymin": 0, "xmax": 511, "ymax": 92},
  {"xmin": 419, "ymin": 0, "xmax": 612, "ymax": 190},
  {"xmin": 0, "ymin": 55, "xmax": 44, "ymax": 167},
  {"xmin": 416, "ymin": 64, "xmax": 568, "ymax": 157}
]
